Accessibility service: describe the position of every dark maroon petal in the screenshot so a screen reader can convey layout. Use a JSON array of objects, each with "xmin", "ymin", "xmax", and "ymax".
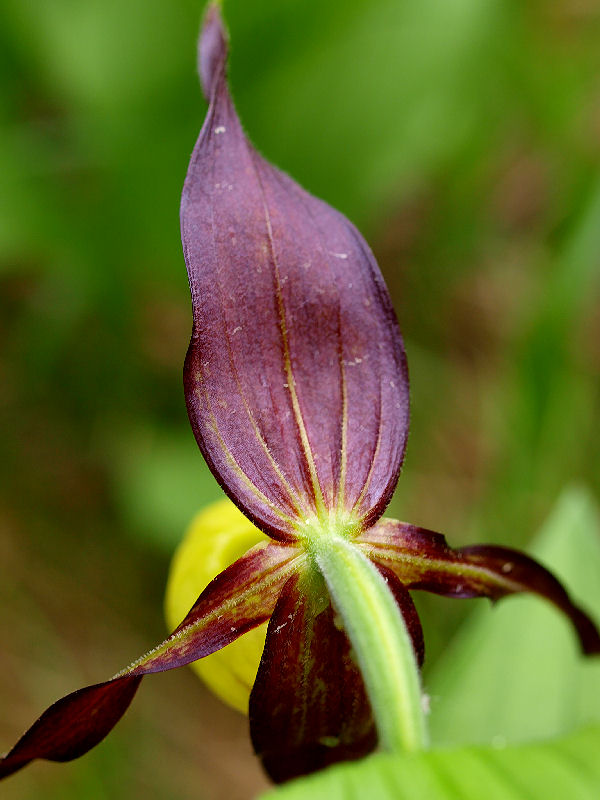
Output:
[
  {"xmin": 249, "ymin": 572, "xmax": 376, "ymax": 784},
  {"xmin": 0, "ymin": 543, "xmax": 301, "ymax": 779},
  {"xmin": 182, "ymin": 5, "xmax": 409, "ymax": 542},
  {"xmin": 139, "ymin": 542, "xmax": 302, "ymax": 673},
  {"xmin": 0, "ymin": 678, "xmax": 141, "ymax": 779},
  {"xmin": 358, "ymin": 520, "xmax": 600, "ymax": 656}
]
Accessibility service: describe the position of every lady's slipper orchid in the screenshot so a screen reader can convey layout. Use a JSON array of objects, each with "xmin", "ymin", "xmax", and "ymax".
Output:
[{"xmin": 1, "ymin": 3, "xmax": 599, "ymax": 786}]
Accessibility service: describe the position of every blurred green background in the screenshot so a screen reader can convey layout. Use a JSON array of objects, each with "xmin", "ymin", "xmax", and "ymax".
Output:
[{"xmin": 1, "ymin": 0, "xmax": 599, "ymax": 797}]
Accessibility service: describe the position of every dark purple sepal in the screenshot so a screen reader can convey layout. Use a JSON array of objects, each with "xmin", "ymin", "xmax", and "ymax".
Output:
[
  {"xmin": 0, "ymin": 542, "xmax": 301, "ymax": 780},
  {"xmin": 142, "ymin": 542, "xmax": 302, "ymax": 672},
  {"xmin": 249, "ymin": 571, "xmax": 376, "ymax": 784},
  {"xmin": 459, "ymin": 544, "xmax": 600, "ymax": 655},
  {"xmin": 0, "ymin": 677, "xmax": 141, "ymax": 779},
  {"xmin": 358, "ymin": 519, "xmax": 600, "ymax": 656},
  {"xmin": 182, "ymin": 4, "xmax": 409, "ymax": 541},
  {"xmin": 198, "ymin": 2, "xmax": 227, "ymax": 100}
]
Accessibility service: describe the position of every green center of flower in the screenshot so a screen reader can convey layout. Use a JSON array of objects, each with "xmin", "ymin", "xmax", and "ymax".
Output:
[{"xmin": 294, "ymin": 509, "xmax": 361, "ymax": 551}]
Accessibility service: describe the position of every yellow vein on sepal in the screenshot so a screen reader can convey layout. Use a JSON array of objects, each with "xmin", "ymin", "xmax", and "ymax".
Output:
[{"xmin": 251, "ymin": 154, "xmax": 327, "ymax": 520}]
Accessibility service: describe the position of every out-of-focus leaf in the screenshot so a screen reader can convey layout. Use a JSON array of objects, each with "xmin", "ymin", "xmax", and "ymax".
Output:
[
  {"xmin": 230, "ymin": 0, "xmax": 511, "ymax": 225},
  {"xmin": 261, "ymin": 725, "xmax": 600, "ymax": 800},
  {"xmin": 427, "ymin": 486, "xmax": 600, "ymax": 746},
  {"xmin": 109, "ymin": 427, "xmax": 222, "ymax": 549}
]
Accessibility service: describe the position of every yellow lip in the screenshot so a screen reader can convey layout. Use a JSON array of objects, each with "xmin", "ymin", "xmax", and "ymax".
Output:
[{"xmin": 164, "ymin": 497, "xmax": 270, "ymax": 714}]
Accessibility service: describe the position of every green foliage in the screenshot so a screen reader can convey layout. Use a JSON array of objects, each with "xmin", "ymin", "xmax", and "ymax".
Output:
[
  {"xmin": 262, "ymin": 725, "xmax": 600, "ymax": 800},
  {"xmin": 427, "ymin": 487, "xmax": 600, "ymax": 745},
  {"xmin": 109, "ymin": 426, "xmax": 222, "ymax": 548}
]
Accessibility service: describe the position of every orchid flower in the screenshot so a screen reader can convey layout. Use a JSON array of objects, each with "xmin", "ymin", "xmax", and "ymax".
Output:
[{"xmin": 1, "ymin": 3, "xmax": 599, "ymax": 786}]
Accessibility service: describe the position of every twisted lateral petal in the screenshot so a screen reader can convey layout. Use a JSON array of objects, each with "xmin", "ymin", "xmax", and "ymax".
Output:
[
  {"xmin": 249, "ymin": 566, "xmax": 424, "ymax": 783},
  {"xmin": 0, "ymin": 543, "xmax": 302, "ymax": 780},
  {"xmin": 358, "ymin": 520, "xmax": 600, "ymax": 656},
  {"xmin": 182, "ymin": 6, "xmax": 409, "ymax": 541},
  {"xmin": 0, "ymin": 678, "xmax": 142, "ymax": 780}
]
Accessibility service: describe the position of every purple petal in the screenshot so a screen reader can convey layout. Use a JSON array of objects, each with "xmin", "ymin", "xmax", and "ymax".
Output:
[
  {"xmin": 249, "ymin": 572, "xmax": 375, "ymax": 783},
  {"xmin": 358, "ymin": 520, "xmax": 600, "ymax": 656},
  {"xmin": 249, "ymin": 565, "xmax": 423, "ymax": 783},
  {"xmin": 182, "ymin": 5, "xmax": 409, "ymax": 541},
  {"xmin": 0, "ymin": 678, "xmax": 141, "ymax": 780},
  {"xmin": 143, "ymin": 542, "xmax": 301, "ymax": 672},
  {"xmin": 0, "ymin": 543, "xmax": 301, "ymax": 779}
]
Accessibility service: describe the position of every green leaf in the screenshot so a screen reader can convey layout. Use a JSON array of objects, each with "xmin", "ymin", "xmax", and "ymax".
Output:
[
  {"xmin": 261, "ymin": 725, "xmax": 600, "ymax": 800},
  {"xmin": 427, "ymin": 486, "xmax": 600, "ymax": 746}
]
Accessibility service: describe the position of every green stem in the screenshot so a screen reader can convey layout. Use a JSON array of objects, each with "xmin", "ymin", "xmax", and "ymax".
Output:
[{"xmin": 310, "ymin": 534, "xmax": 428, "ymax": 753}]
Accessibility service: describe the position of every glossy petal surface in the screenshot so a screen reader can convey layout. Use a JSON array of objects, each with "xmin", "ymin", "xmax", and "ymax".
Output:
[
  {"xmin": 182, "ymin": 7, "xmax": 409, "ymax": 541},
  {"xmin": 358, "ymin": 519, "xmax": 600, "ymax": 655},
  {"xmin": 0, "ymin": 542, "xmax": 301, "ymax": 778}
]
